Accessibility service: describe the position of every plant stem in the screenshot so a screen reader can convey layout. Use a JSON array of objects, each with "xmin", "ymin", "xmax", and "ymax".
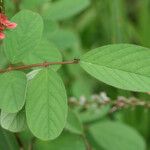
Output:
[
  {"xmin": 28, "ymin": 137, "xmax": 36, "ymax": 150},
  {"xmin": 82, "ymin": 134, "xmax": 93, "ymax": 150},
  {"xmin": 15, "ymin": 133, "xmax": 24, "ymax": 150},
  {"xmin": 13, "ymin": 0, "xmax": 21, "ymax": 13},
  {"xmin": 0, "ymin": 0, "xmax": 4, "ymax": 13},
  {"xmin": 0, "ymin": 59, "xmax": 80, "ymax": 74}
]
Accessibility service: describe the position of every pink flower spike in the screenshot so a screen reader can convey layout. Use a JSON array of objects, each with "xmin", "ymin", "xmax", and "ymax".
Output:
[
  {"xmin": 6, "ymin": 22, "xmax": 17, "ymax": 29},
  {"xmin": 0, "ymin": 32, "xmax": 5, "ymax": 39}
]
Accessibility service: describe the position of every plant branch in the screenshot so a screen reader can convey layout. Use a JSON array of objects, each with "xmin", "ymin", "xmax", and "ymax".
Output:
[{"xmin": 0, "ymin": 59, "xmax": 80, "ymax": 74}]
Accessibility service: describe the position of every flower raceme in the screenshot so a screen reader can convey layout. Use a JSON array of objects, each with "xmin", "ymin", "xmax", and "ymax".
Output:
[{"xmin": 0, "ymin": 13, "xmax": 17, "ymax": 40}]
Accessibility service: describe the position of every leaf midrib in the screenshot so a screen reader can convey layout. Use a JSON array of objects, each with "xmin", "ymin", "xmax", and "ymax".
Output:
[{"xmin": 81, "ymin": 61, "xmax": 150, "ymax": 78}]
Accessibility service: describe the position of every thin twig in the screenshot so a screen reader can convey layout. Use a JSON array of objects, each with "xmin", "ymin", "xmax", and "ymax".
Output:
[
  {"xmin": 82, "ymin": 134, "xmax": 93, "ymax": 150},
  {"xmin": 15, "ymin": 133, "xmax": 24, "ymax": 150},
  {"xmin": 0, "ymin": 59, "xmax": 80, "ymax": 74},
  {"xmin": 69, "ymin": 95, "xmax": 150, "ymax": 113}
]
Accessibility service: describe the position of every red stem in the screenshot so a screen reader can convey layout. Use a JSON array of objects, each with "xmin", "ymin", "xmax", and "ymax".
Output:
[{"xmin": 0, "ymin": 59, "xmax": 80, "ymax": 73}]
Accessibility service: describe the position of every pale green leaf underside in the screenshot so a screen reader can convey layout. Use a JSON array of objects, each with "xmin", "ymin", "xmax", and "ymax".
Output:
[
  {"xmin": 4, "ymin": 10, "xmax": 43, "ymax": 63},
  {"xmin": 1, "ymin": 109, "xmax": 26, "ymax": 132},
  {"xmin": 23, "ymin": 39, "xmax": 62, "ymax": 71},
  {"xmin": 26, "ymin": 68, "xmax": 68, "ymax": 140},
  {"xmin": 27, "ymin": 69, "xmax": 41, "ymax": 81},
  {"xmin": 80, "ymin": 44, "xmax": 150, "ymax": 92},
  {"xmin": 0, "ymin": 71, "xmax": 27, "ymax": 113},
  {"xmin": 89, "ymin": 121, "xmax": 146, "ymax": 150},
  {"xmin": 43, "ymin": 0, "xmax": 90, "ymax": 21}
]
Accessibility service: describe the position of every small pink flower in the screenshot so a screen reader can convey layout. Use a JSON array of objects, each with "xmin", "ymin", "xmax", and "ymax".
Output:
[
  {"xmin": 0, "ymin": 32, "xmax": 5, "ymax": 39},
  {"xmin": 0, "ymin": 13, "xmax": 17, "ymax": 40},
  {"xmin": 6, "ymin": 22, "xmax": 17, "ymax": 29}
]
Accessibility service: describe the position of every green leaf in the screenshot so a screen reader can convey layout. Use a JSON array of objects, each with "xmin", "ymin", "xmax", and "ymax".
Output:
[
  {"xmin": 0, "ymin": 71, "xmax": 27, "ymax": 113},
  {"xmin": 21, "ymin": 0, "xmax": 49, "ymax": 9},
  {"xmin": 79, "ymin": 106, "xmax": 109, "ymax": 123},
  {"xmin": 43, "ymin": 19, "xmax": 58, "ymax": 34},
  {"xmin": 1, "ymin": 109, "xmax": 26, "ymax": 132},
  {"xmin": 0, "ymin": 45, "xmax": 8, "ymax": 69},
  {"xmin": 33, "ymin": 131, "xmax": 86, "ymax": 150},
  {"xmin": 26, "ymin": 68, "xmax": 68, "ymax": 140},
  {"xmin": 4, "ymin": 10, "xmax": 43, "ymax": 63},
  {"xmin": 23, "ymin": 39, "xmax": 62, "ymax": 71},
  {"xmin": 89, "ymin": 121, "xmax": 146, "ymax": 150},
  {"xmin": 43, "ymin": 0, "xmax": 90, "ymax": 21},
  {"xmin": 66, "ymin": 109, "xmax": 83, "ymax": 134},
  {"xmin": 5, "ymin": 0, "xmax": 15, "ymax": 17},
  {"xmin": 0, "ymin": 126, "xmax": 19, "ymax": 150},
  {"xmin": 71, "ymin": 78, "xmax": 92, "ymax": 98},
  {"xmin": 80, "ymin": 44, "xmax": 150, "ymax": 92},
  {"xmin": 47, "ymin": 29, "xmax": 80, "ymax": 50}
]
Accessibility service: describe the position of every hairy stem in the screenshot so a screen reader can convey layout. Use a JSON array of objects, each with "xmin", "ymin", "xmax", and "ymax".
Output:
[{"xmin": 0, "ymin": 59, "xmax": 80, "ymax": 73}]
